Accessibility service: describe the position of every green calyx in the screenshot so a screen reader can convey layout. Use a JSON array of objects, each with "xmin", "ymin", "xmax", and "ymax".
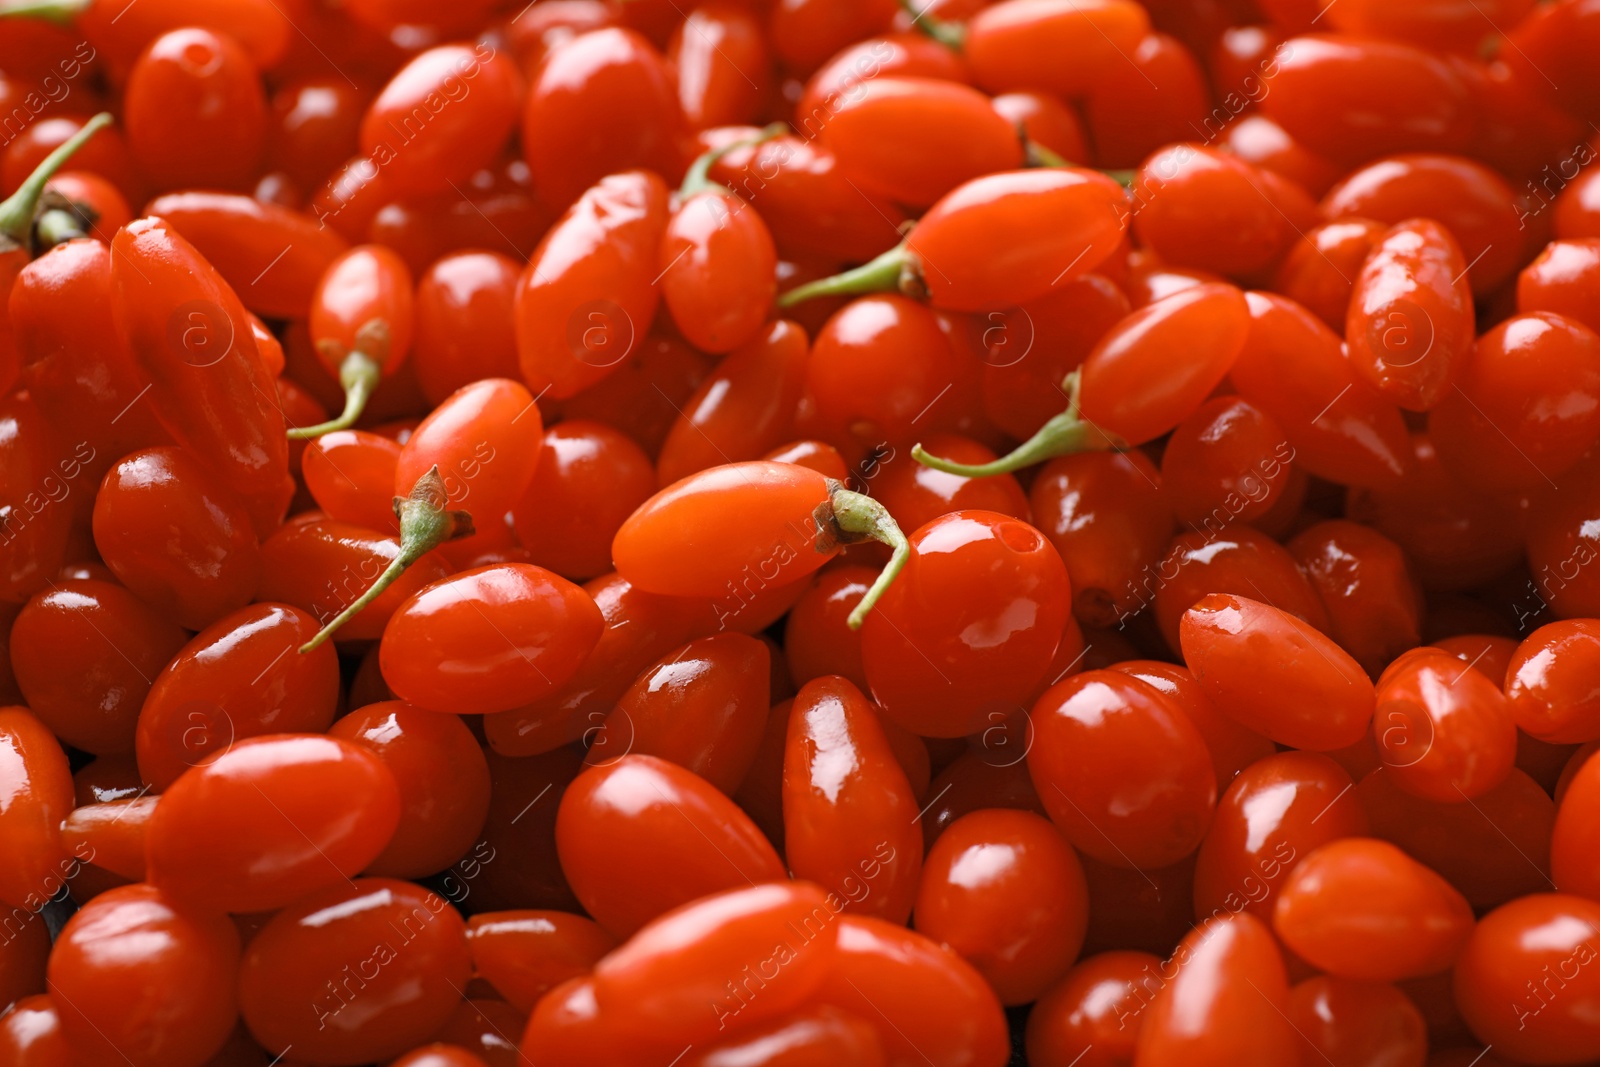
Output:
[
  {"xmin": 912, "ymin": 371, "xmax": 1118, "ymax": 478},
  {"xmin": 679, "ymin": 122, "xmax": 788, "ymax": 199},
  {"xmin": 0, "ymin": 111, "xmax": 111, "ymax": 251},
  {"xmin": 816, "ymin": 481, "xmax": 910, "ymax": 630},
  {"xmin": 298, "ymin": 466, "xmax": 474, "ymax": 653}
]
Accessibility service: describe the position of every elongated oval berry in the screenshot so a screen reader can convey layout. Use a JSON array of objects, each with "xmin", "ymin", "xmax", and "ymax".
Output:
[
  {"xmin": 592, "ymin": 882, "xmax": 839, "ymax": 1047},
  {"xmin": 555, "ymin": 755, "xmax": 786, "ymax": 937},
  {"xmin": 1372, "ymin": 647, "xmax": 1517, "ymax": 802},
  {"xmin": 1273, "ymin": 838, "xmax": 1474, "ymax": 982},
  {"xmin": 1344, "ymin": 218, "xmax": 1475, "ymax": 412},
  {"xmin": 1180, "ymin": 593, "xmax": 1374, "ymax": 751},
  {"xmin": 783, "ymin": 676, "xmax": 923, "ymax": 924},
  {"xmin": 145, "ymin": 734, "xmax": 402, "ymax": 913},
  {"xmin": 1028, "ymin": 670, "xmax": 1216, "ymax": 869},
  {"xmin": 379, "ymin": 564, "xmax": 603, "ymax": 715}
]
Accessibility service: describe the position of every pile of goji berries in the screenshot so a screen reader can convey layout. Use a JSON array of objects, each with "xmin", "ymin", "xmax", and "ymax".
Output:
[{"xmin": 4, "ymin": 0, "xmax": 1600, "ymax": 1064}]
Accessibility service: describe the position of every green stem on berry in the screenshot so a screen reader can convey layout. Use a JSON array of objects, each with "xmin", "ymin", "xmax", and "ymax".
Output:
[
  {"xmin": 0, "ymin": 0, "xmax": 89, "ymax": 23},
  {"xmin": 819, "ymin": 482, "xmax": 910, "ymax": 630},
  {"xmin": 679, "ymin": 122, "xmax": 788, "ymax": 199},
  {"xmin": 898, "ymin": 0, "xmax": 967, "ymax": 49},
  {"xmin": 0, "ymin": 112, "xmax": 111, "ymax": 249},
  {"xmin": 286, "ymin": 327, "xmax": 388, "ymax": 439},
  {"xmin": 912, "ymin": 371, "xmax": 1118, "ymax": 477},
  {"xmin": 778, "ymin": 239, "xmax": 927, "ymax": 308},
  {"xmin": 298, "ymin": 467, "xmax": 474, "ymax": 653}
]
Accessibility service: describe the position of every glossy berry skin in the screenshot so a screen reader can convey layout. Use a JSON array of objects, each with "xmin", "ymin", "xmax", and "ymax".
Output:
[
  {"xmin": 797, "ymin": 33, "xmax": 968, "ymax": 127},
  {"xmin": 914, "ymin": 809, "xmax": 1089, "ymax": 1006},
  {"xmin": 1271, "ymin": 218, "xmax": 1386, "ymax": 330},
  {"xmin": 1273, "ymin": 838, "xmax": 1474, "ymax": 982},
  {"xmin": 1259, "ymin": 35, "xmax": 1473, "ymax": 163},
  {"xmin": 0, "ymin": 709, "xmax": 74, "ymax": 911},
  {"xmin": 965, "ymin": 0, "xmax": 1151, "ymax": 100},
  {"xmin": 593, "ymin": 882, "xmax": 839, "ymax": 1048},
  {"xmin": 301, "ymin": 429, "xmax": 403, "ymax": 534},
  {"xmin": 613, "ymin": 461, "xmax": 837, "ymax": 598},
  {"xmin": 1181, "ymin": 593, "xmax": 1374, "ymax": 751},
  {"xmin": 92, "ymin": 447, "xmax": 262, "ymax": 630},
  {"xmin": 123, "ymin": 28, "xmax": 266, "ymax": 191},
  {"xmin": 783, "ymin": 676, "xmax": 923, "ymax": 924},
  {"xmin": 1506, "ymin": 620, "xmax": 1600, "ymax": 743},
  {"xmin": 659, "ymin": 183, "xmax": 778, "ymax": 354},
  {"xmin": 146, "ymin": 734, "xmax": 401, "ymax": 913},
  {"xmin": 821, "ymin": 915, "xmax": 1010, "ymax": 1067},
  {"xmin": 310, "ymin": 245, "xmax": 415, "ymax": 377},
  {"xmin": 1373, "ymin": 648, "xmax": 1517, "ymax": 802},
  {"xmin": 1345, "ymin": 218, "xmax": 1475, "ymax": 412},
  {"xmin": 980, "ymin": 274, "xmax": 1130, "ymax": 441},
  {"xmin": 1231, "ymin": 291, "xmax": 1412, "ymax": 489},
  {"xmin": 257, "ymin": 521, "xmax": 454, "ymax": 643},
  {"xmin": 1110, "ymin": 660, "xmax": 1276, "ymax": 792},
  {"xmin": 1030, "ymin": 451, "xmax": 1171, "ymax": 630},
  {"xmin": 1193, "ymin": 752, "xmax": 1368, "ymax": 923},
  {"xmin": 708, "ymin": 134, "xmax": 906, "ymax": 264},
  {"xmin": 1552, "ymin": 749, "xmax": 1600, "ymax": 899},
  {"xmin": 136, "ymin": 603, "xmax": 340, "ymax": 790},
  {"xmin": 467, "ymin": 911, "xmax": 616, "ymax": 1014},
  {"xmin": 874, "ymin": 435, "xmax": 1029, "ymax": 534},
  {"xmin": 1519, "ymin": 238, "xmax": 1600, "ymax": 335},
  {"xmin": 1025, "ymin": 950, "xmax": 1161, "ymax": 1067},
  {"xmin": 240, "ymin": 878, "xmax": 471, "ymax": 1065},
  {"xmin": 521, "ymin": 29, "xmax": 684, "ymax": 210},
  {"xmin": 586, "ymin": 633, "xmax": 770, "ymax": 794},
  {"xmin": 1288, "ymin": 976, "xmax": 1428, "ymax": 1067},
  {"xmin": 0, "ymin": 993, "xmax": 69, "ymax": 1067},
  {"xmin": 11, "ymin": 240, "xmax": 165, "ymax": 478},
  {"xmin": 360, "ymin": 44, "xmax": 520, "ymax": 195},
  {"xmin": 1454, "ymin": 894, "xmax": 1600, "ymax": 1064},
  {"xmin": 1152, "ymin": 526, "xmax": 1332, "ymax": 652},
  {"xmin": 556, "ymin": 755, "xmax": 786, "ymax": 938},
  {"xmin": 515, "ymin": 171, "xmax": 670, "ymax": 399},
  {"xmin": 10, "ymin": 580, "xmax": 185, "ymax": 756},
  {"xmin": 862, "ymin": 511, "xmax": 1072, "ymax": 738},
  {"xmin": 141, "ymin": 192, "xmax": 351, "ymax": 321},
  {"xmin": 329, "ymin": 700, "xmax": 490, "ymax": 878},
  {"xmin": 683, "ymin": 1004, "xmax": 887, "ymax": 1067},
  {"xmin": 821, "ymin": 77, "xmax": 1024, "ymax": 208},
  {"xmin": 413, "ymin": 251, "xmax": 523, "ymax": 405},
  {"xmin": 1288, "ymin": 520, "xmax": 1423, "ymax": 678},
  {"xmin": 1359, "ymin": 767, "xmax": 1555, "ymax": 912},
  {"xmin": 395, "ymin": 377, "xmax": 545, "ymax": 530},
  {"xmin": 904, "ymin": 169, "xmax": 1129, "ymax": 312},
  {"xmin": 657, "ymin": 320, "xmax": 810, "ymax": 486},
  {"xmin": 1430, "ymin": 311, "xmax": 1600, "ymax": 492},
  {"xmin": 806, "ymin": 295, "xmax": 975, "ymax": 449},
  {"xmin": 1320, "ymin": 153, "xmax": 1524, "ymax": 296},
  {"xmin": 784, "ymin": 566, "xmax": 874, "ymax": 692},
  {"xmin": 1132, "ymin": 912, "xmax": 1298, "ymax": 1067},
  {"xmin": 110, "ymin": 218, "xmax": 290, "ymax": 536},
  {"xmin": 1077, "ymin": 283, "xmax": 1251, "ymax": 446},
  {"xmin": 1159, "ymin": 395, "xmax": 1298, "ymax": 531},
  {"xmin": 668, "ymin": 4, "xmax": 770, "ymax": 129},
  {"xmin": 513, "ymin": 420, "xmax": 657, "ymax": 580},
  {"xmin": 1130, "ymin": 145, "xmax": 1308, "ymax": 280},
  {"xmin": 380, "ymin": 564, "xmax": 603, "ymax": 715},
  {"xmin": 47, "ymin": 884, "xmax": 240, "ymax": 1067},
  {"xmin": 1028, "ymin": 670, "xmax": 1216, "ymax": 870}
]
